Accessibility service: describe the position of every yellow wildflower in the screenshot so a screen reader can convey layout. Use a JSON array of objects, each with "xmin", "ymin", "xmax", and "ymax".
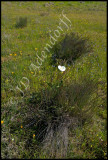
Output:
[
  {"xmin": 31, "ymin": 72, "xmax": 34, "ymax": 74},
  {"xmin": 33, "ymin": 134, "xmax": 35, "ymax": 138},
  {"xmin": 35, "ymin": 48, "xmax": 38, "ymax": 51},
  {"xmin": 12, "ymin": 72, "xmax": 14, "ymax": 74},
  {"xmin": 14, "ymin": 54, "xmax": 17, "ymax": 56},
  {"xmin": 10, "ymin": 54, "xmax": 12, "ymax": 56},
  {"xmin": 1, "ymin": 121, "xmax": 4, "ymax": 124},
  {"xmin": 5, "ymin": 79, "xmax": 9, "ymax": 83},
  {"xmin": 21, "ymin": 125, "xmax": 23, "ymax": 128}
]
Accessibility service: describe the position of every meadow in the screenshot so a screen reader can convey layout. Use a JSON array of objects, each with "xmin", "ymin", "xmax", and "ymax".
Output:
[{"xmin": 1, "ymin": 1, "xmax": 107, "ymax": 159}]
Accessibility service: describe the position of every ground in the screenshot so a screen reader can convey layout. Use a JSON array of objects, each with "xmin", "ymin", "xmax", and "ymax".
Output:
[{"xmin": 1, "ymin": 1, "xmax": 107, "ymax": 159}]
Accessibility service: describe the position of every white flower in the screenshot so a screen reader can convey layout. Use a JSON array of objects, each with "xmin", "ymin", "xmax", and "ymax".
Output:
[{"xmin": 58, "ymin": 65, "xmax": 66, "ymax": 72}]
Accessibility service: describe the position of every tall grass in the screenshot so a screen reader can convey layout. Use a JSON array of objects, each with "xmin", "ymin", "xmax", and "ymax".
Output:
[
  {"xmin": 15, "ymin": 17, "xmax": 27, "ymax": 28},
  {"xmin": 51, "ymin": 32, "xmax": 93, "ymax": 65}
]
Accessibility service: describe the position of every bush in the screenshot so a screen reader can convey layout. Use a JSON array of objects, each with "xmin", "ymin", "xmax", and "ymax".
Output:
[
  {"xmin": 10, "ymin": 76, "xmax": 97, "ymax": 158},
  {"xmin": 51, "ymin": 32, "xmax": 93, "ymax": 65},
  {"xmin": 15, "ymin": 17, "xmax": 27, "ymax": 28}
]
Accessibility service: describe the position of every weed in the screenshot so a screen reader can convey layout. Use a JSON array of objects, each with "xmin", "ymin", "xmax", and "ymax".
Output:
[
  {"xmin": 15, "ymin": 17, "xmax": 27, "ymax": 28},
  {"xmin": 51, "ymin": 32, "xmax": 93, "ymax": 65}
]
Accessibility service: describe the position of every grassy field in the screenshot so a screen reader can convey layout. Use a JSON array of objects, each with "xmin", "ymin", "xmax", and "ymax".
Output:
[{"xmin": 1, "ymin": 1, "xmax": 107, "ymax": 159}]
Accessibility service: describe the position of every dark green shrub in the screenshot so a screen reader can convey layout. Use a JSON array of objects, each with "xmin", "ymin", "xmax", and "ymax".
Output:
[
  {"xmin": 9, "ymin": 76, "xmax": 98, "ymax": 158},
  {"xmin": 19, "ymin": 76, "xmax": 97, "ymax": 137},
  {"xmin": 51, "ymin": 32, "xmax": 93, "ymax": 65},
  {"xmin": 15, "ymin": 16, "xmax": 27, "ymax": 28}
]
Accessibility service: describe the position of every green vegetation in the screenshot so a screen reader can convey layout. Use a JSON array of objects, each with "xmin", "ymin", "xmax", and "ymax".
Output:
[
  {"xmin": 15, "ymin": 16, "xmax": 27, "ymax": 28},
  {"xmin": 1, "ymin": 1, "xmax": 107, "ymax": 159},
  {"xmin": 51, "ymin": 32, "xmax": 93, "ymax": 65}
]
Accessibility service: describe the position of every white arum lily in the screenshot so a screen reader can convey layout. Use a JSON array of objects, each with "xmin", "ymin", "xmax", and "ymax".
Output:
[{"xmin": 58, "ymin": 65, "xmax": 66, "ymax": 72}]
